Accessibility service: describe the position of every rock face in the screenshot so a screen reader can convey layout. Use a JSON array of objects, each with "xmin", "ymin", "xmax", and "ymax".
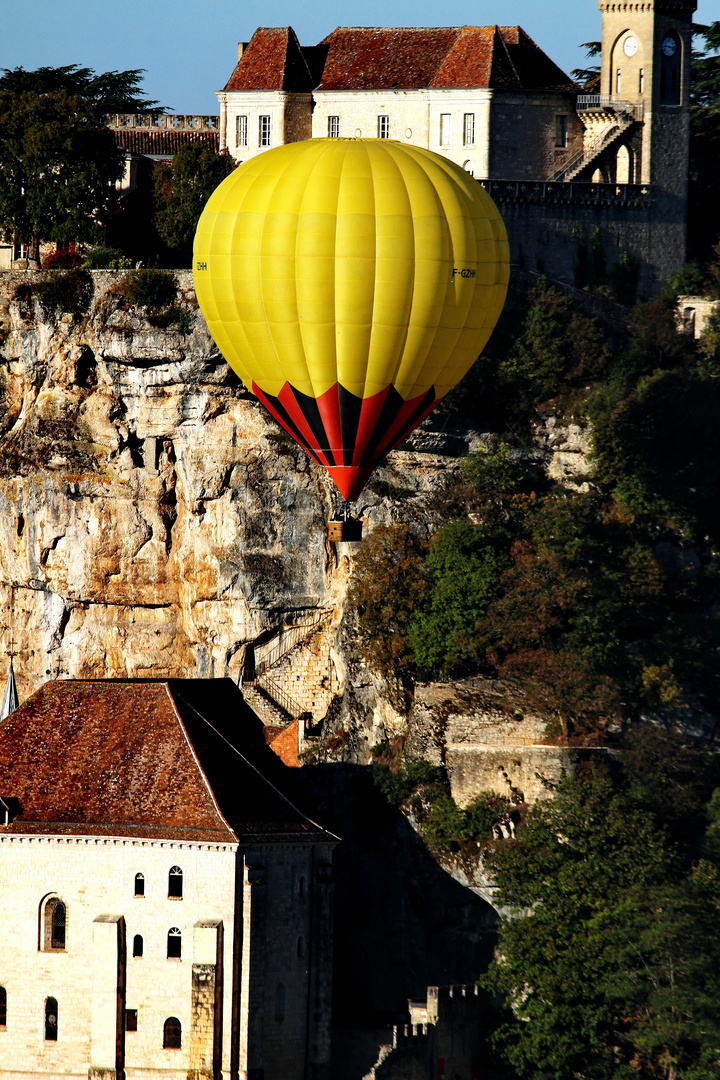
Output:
[
  {"xmin": 0, "ymin": 271, "xmax": 489, "ymax": 719},
  {"xmin": 0, "ymin": 270, "xmax": 596, "ymax": 756},
  {"xmin": 0, "ymin": 271, "xmax": 338, "ymax": 700}
]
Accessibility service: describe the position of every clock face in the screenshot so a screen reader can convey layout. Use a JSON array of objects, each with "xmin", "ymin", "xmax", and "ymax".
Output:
[
  {"xmin": 623, "ymin": 36, "xmax": 638, "ymax": 57},
  {"xmin": 662, "ymin": 36, "xmax": 677, "ymax": 57}
]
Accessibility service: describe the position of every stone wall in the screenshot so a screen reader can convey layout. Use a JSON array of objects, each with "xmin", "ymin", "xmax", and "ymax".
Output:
[{"xmin": 0, "ymin": 834, "xmax": 236, "ymax": 1080}]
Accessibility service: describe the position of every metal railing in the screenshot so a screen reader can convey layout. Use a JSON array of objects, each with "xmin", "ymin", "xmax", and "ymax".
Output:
[
  {"xmin": 248, "ymin": 673, "xmax": 306, "ymax": 724},
  {"xmin": 254, "ymin": 609, "xmax": 331, "ymax": 677},
  {"xmin": 577, "ymin": 96, "xmax": 644, "ymax": 121}
]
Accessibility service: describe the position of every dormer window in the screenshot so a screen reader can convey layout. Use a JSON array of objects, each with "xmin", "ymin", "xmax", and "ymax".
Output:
[{"xmin": 0, "ymin": 797, "xmax": 20, "ymax": 825}]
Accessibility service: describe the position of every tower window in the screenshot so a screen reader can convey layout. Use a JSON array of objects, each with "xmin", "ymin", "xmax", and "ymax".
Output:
[
  {"xmin": 328, "ymin": 115, "xmax": 339, "ymax": 138},
  {"xmin": 134, "ymin": 873, "xmax": 145, "ymax": 897},
  {"xmin": 259, "ymin": 115, "xmax": 271, "ymax": 147},
  {"xmin": 463, "ymin": 113, "xmax": 475, "ymax": 146},
  {"xmin": 45, "ymin": 998, "xmax": 58, "ymax": 1041},
  {"xmin": 167, "ymin": 927, "xmax": 182, "ymax": 959},
  {"xmin": 378, "ymin": 115, "xmax": 389, "ymax": 139},
  {"xmin": 555, "ymin": 115, "xmax": 568, "ymax": 148},
  {"xmin": 0, "ymin": 986, "xmax": 6, "ymax": 1028},
  {"xmin": 163, "ymin": 1016, "xmax": 182, "ymax": 1049},
  {"xmin": 133, "ymin": 934, "xmax": 144, "ymax": 958},
  {"xmin": 168, "ymin": 866, "xmax": 183, "ymax": 899},
  {"xmin": 237, "ymin": 115, "xmax": 248, "ymax": 147}
]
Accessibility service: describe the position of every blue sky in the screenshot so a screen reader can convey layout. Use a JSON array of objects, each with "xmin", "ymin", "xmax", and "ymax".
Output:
[{"xmin": 2, "ymin": 0, "xmax": 718, "ymax": 115}]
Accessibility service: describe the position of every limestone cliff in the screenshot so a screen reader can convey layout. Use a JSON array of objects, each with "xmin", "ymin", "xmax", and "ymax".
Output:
[{"xmin": 0, "ymin": 270, "xmax": 591, "ymax": 751}]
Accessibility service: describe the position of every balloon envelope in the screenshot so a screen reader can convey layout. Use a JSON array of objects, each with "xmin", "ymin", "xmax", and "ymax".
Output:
[{"xmin": 193, "ymin": 139, "xmax": 509, "ymax": 501}]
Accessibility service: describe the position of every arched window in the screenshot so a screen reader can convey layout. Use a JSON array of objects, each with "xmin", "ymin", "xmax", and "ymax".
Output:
[
  {"xmin": 168, "ymin": 866, "xmax": 183, "ymax": 899},
  {"xmin": 41, "ymin": 897, "xmax": 67, "ymax": 951},
  {"xmin": 0, "ymin": 986, "xmax": 6, "ymax": 1028},
  {"xmin": 45, "ymin": 997, "xmax": 58, "ymax": 1041},
  {"xmin": 275, "ymin": 984, "xmax": 286, "ymax": 1023},
  {"xmin": 133, "ymin": 934, "xmax": 144, "ymax": 958},
  {"xmin": 167, "ymin": 927, "xmax": 182, "ymax": 959},
  {"xmin": 616, "ymin": 145, "xmax": 634, "ymax": 185},
  {"xmin": 134, "ymin": 873, "xmax": 145, "ymax": 897},
  {"xmin": 163, "ymin": 1016, "xmax": 182, "ymax": 1049}
]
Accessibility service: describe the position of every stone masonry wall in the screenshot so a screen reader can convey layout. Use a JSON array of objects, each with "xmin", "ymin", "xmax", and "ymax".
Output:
[{"xmin": 0, "ymin": 835, "xmax": 237, "ymax": 1080}]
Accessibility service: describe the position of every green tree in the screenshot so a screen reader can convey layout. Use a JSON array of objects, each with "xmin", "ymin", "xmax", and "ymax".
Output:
[
  {"xmin": 572, "ymin": 41, "xmax": 602, "ymax": 94},
  {"xmin": 153, "ymin": 144, "xmax": 235, "ymax": 265},
  {"xmin": 0, "ymin": 64, "xmax": 162, "ymax": 112},
  {"xmin": 499, "ymin": 278, "xmax": 611, "ymax": 413},
  {"xmin": 348, "ymin": 524, "xmax": 429, "ymax": 680},
  {"xmin": 408, "ymin": 520, "xmax": 506, "ymax": 671},
  {"xmin": 688, "ymin": 22, "xmax": 720, "ymax": 262},
  {"xmin": 0, "ymin": 89, "xmax": 125, "ymax": 261},
  {"xmin": 483, "ymin": 758, "xmax": 720, "ymax": 1080}
]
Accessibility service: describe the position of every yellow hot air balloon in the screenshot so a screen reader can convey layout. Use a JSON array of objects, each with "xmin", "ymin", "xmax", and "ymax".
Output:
[{"xmin": 193, "ymin": 139, "xmax": 509, "ymax": 502}]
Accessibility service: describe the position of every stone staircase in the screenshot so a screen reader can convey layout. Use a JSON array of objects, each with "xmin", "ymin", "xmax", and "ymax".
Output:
[
  {"xmin": 552, "ymin": 98, "xmax": 642, "ymax": 182},
  {"xmin": 242, "ymin": 609, "xmax": 338, "ymax": 731}
]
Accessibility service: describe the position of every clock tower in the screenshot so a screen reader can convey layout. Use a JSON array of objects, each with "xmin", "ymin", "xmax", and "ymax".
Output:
[{"xmin": 598, "ymin": 0, "xmax": 696, "ymax": 260}]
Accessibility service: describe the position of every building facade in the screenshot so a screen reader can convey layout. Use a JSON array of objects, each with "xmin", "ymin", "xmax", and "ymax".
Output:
[
  {"xmin": 0, "ymin": 679, "xmax": 336, "ymax": 1080},
  {"xmin": 215, "ymin": 2, "xmax": 697, "ymax": 295}
]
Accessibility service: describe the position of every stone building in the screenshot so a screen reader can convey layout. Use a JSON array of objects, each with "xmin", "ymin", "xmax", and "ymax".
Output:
[
  {"xmin": 0, "ymin": 677, "xmax": 336, "ymax": 1080},
  {"xmin": 215, "ymin": 0, "xmax": 697, "ymax": 294}
]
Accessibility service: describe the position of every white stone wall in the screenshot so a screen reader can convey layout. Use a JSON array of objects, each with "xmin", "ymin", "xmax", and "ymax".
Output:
[
  {"xmin": 311, "ymin": 88, "xmax": 493, "ymax": 175},
  {"xmin": 218, "ymin": 92, "xmax": 312, "ymax": 162},
  {"xmin": 0, "ymin": 834, "xmax": 237, "ymax": 1080}
]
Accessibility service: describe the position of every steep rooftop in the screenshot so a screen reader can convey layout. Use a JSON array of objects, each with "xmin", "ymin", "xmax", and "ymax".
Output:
[
  {"xmin": 223, "ymin": 27, "xmax": 315, "ymax": 92},
  {"xmin": 221, "ymin": 25, "xmax": 576, "ymax": 94},
  {"xmin": 0, "ymin": 678, "xmax": 334, "ymax": 845}
]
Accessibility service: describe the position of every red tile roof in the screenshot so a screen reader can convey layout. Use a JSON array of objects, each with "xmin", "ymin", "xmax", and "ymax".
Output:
[
  {"xmin": 222, "ymin": 25, "xmax": 575, "ymax": 93},
  {"xmin": 223, "ymin": 27, "xmax": 314, "ymax": 92},
  {"xmin": 0, "ymin": 679, "xmax": 334, "ymax": 845},
  {"xmin": 112, "ymin": 129, "xmax": 219, "ymax": 156},
  {"xmin": 267, "ymin": 720, "xmax": 300, "ymax": 768},
  {"xmin": 316, "ymin": 26, "xmax": 575, "ymax": 91}
]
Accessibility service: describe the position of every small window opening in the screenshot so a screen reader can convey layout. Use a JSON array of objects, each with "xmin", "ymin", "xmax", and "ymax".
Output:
[
  {"xmin": 639, "ymin": 68, "xmax": 644, "ymax": 93},
  {"xmin": 0, "ymin": 986, "xmax": 6, "ymax": 1028},
  {"xmin": 168, "ymin": 866, "xmax": 183, "ymax": 899},
  {"xmin": 133, "ymin": 934, "xmax": 144, "ymax": 957},
  {"xmin": 45, "ymin": 998, "xmax": 58, "ymax": 1041},
  {"xmin": 328, "ymin": 115, "xmax": 339, "ymax": 138},
  {"xmin": 377, "ymin": 115, "xmax": 389, "ymax": 139},
  {"xmin": 42, "ymin": 899, "xmax": 66, "ymax": 950},
  {"xmin": 555, "ymin": 115, "xmax": 568, "ymax": 148},
  {"xmin": 616, "ymin": 68, "xmax": 622, "ymax": 94},
  {"xmin": 167, "ymin": 927, "xmax": 182, "ymax": 959},
  {"xmin": 297, "ymin": 936, "xmax": 304, "ymax": 958},
  {"xmin": 298, "ymin": 876, "xmax": 306, "ymax": 899},
  {"xmin": 125, "ymin": 1009, "xmax": 138, "ymax": 1032},
  {"xmin": 439, "ymin": 112, "xmax": 451, "ymax": 147},
  {"xmin": 163, "ymin": 1016, "xmax": 182, "ymax": 1049},
  {"xmin": 134, "ymin": 873, "xmax": 145, "ymax": 897},
  {"xmin": 463, "ymin": 112, "xmax": 475, "ymax": 146}
]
